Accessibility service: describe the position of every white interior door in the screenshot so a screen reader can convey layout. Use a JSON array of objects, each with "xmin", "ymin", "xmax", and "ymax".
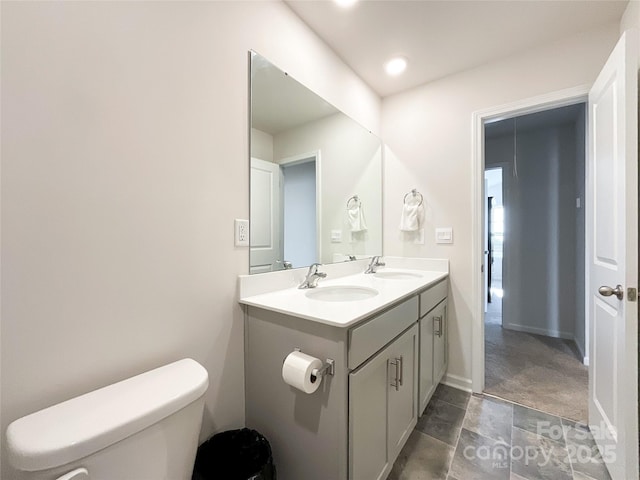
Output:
[
  {"xmin": 587, "ymin": 29, "xmax": 638, "ymax": 480},
  {"xmin": 250, "ymin": 157, "xmax": 283, "ymax": 274}
]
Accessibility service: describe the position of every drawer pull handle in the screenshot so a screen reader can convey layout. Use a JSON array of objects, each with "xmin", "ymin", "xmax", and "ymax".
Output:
[
  {"xmin": 390, "ymin": 358, "xmax": 401, "ymax": 391},
  {"xmin": 434, "ymin": 316, "xmax": 443, "ymax": 337}
]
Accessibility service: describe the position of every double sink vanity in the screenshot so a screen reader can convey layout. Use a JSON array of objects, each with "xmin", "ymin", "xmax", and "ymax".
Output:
[
  {"xmin": 246, "ymin": 49, "xmax": 449, "ymax": 480},
  {"xmin": 239, "ymin": 256, "xmax": 449, "ymax": 480}
]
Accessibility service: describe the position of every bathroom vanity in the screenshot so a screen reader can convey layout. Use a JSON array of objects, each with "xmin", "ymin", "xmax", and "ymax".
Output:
[{"xmin": 239, "ymin": 257, "xmax": 449, "ymax": 480}]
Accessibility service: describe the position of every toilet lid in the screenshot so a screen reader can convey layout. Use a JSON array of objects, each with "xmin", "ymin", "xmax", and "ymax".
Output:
[{"xmin": 6, "ymin": 358, "xmax": 208, "ymax": 471}]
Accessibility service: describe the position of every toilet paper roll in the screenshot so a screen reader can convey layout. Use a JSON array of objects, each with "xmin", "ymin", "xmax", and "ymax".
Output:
[{"xmin": 282, "ymin": 351, "xmax": 323, "ymax": 394}]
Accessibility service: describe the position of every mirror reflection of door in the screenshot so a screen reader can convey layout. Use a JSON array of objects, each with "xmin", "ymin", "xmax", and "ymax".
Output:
[
  {"xmin": 249, "ymin": 157, "xmax": 283, "ymax": 274},
  {"xmin": 281, "ymin": 155, "xmax": 317, "ymax": 269}
]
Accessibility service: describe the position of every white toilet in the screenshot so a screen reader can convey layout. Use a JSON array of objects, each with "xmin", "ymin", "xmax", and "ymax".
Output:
[{"xmin": 6, "ymin": 358, "xmax": 209, "ymax": 480}]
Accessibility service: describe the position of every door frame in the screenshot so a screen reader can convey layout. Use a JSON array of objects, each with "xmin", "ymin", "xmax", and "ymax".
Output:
[
  {"xmin": 470, "ymin": 85, "xmax": 590, "ymax": 393},
  {"xmin": 279, "ymin": 150, "xmax": 322, "ymax": 263}
]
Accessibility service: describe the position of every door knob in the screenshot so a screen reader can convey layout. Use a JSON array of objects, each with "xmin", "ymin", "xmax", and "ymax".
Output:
[{"xmin": 598, "ymin": 285, "xmax": 624, "ymax": 300}]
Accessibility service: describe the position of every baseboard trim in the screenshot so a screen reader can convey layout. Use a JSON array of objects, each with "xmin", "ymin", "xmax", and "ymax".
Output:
[
  {"xmin": 572, "ymin": 336, "xmax": 588, "ymax": 365},
  {"xmin": 503, "ymin": 322, "xmax": 574, "ymax": 340},
  {"xmin": 442, "ymin": 373, "xmax": 473, "ymax": 392}
]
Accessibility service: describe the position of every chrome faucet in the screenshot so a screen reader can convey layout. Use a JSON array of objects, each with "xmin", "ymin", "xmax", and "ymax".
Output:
[
  {"xmin": 298, "ymin": 263, "xmax": 327, "ymax": 289},
  {"xmin": 364, "ymin": 256, "xmax": 385, "ymax": 274},
  {"xmin": 277, "ymin": 260, "xmax": 293, "ymax": 270}
]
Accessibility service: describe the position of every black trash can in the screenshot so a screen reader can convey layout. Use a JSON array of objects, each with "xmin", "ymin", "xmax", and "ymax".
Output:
[{"xmin": 192, "ymin": 428, "xmax": 276, "ymax": 480}]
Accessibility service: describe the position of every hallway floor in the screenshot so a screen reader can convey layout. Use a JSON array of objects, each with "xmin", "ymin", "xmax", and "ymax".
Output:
[
  {"xmin": 483, "ymin": 298, "xmax": 588, "ymax": 423},
  {"xmin": 389, "ymin": 384, "xmax": 611, "ymax": 480}
]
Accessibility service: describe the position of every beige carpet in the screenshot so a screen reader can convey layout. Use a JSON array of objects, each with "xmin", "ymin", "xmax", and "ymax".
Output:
[{"xmin": 484, "ymin": 298, "xmax": 589, "ymax": 423}]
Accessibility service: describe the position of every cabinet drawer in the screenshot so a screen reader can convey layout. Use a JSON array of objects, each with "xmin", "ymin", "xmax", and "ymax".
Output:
[
  {"xmin": 349, "ymin": 296, "xmax": 418, "ymax": 369},
  {"xmin": 419, "ymin": 280, "xmax": 448, "ymax": 318}
]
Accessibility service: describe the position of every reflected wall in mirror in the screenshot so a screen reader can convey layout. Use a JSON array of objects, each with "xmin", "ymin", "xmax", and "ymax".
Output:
[{"xmin": 249, "ymin": 51, "xmax": 382, "ymax": 274}]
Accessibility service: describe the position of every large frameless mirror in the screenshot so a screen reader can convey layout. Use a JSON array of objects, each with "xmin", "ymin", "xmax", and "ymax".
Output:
[{"xmin": 249, "ymin": 51, "xmax": 383, "ymax": 274}]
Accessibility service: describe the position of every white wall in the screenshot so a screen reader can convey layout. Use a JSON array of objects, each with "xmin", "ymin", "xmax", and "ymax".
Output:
[
  {"xmin": 274, "ymin": 113, "xmax": 383, "ymax": 263},
  {"xmin": 0, "ymin": 2, "xmax": 380, "ymax": 477},
  {"xmin": 485, "ymin": 169, "xmax": 503, "ymax": 207},
  {"xmin": 486, "ymin": 122, "xmax": 580, "ymax": 340},
  {"xmin": 381, "ymin": 23, "xmax": 619, "ymax": 389},
  {"xmin": 251, "ymin": 128, "xmax": 274, "ymax": 163}
]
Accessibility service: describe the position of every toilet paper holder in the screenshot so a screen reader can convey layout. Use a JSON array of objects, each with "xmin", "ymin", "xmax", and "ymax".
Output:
[{"xmin": 294, "ymin": 348, "xmax": 335, "ymax": 378}]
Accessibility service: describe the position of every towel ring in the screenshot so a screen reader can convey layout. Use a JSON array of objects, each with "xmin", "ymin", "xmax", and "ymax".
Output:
[
  {"xmin": 403, "ymin": 189, "xmax": 423, "ymax": 207},
  {"xmin": 347, "ymin": 195, "xmax": 360, "ymax": 209}
]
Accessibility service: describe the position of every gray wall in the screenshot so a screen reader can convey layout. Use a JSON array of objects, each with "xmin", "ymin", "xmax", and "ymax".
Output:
[{"xmin": 485, "ymin": 110, "xmax": 585, "ymax": 344}]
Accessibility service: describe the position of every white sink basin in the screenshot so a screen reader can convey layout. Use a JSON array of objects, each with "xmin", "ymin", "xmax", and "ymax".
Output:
[
  {"xmin": 305, "ymin": 286, "xmax": 379, "ymax": 302},
  {"xmin": 373, "ymin": 271, "xmax": 423, "ymax": 280}
]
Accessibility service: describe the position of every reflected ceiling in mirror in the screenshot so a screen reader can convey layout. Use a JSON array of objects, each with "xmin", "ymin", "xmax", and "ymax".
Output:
[{"xmin": 249, "ymin": 51, "xmax": 382, "ymax": 274}]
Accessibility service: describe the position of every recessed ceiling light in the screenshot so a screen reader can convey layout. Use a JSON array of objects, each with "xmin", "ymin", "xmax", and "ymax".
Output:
[
  {"xmin": 384, "ymin": 56, "xmax": 408, "ymax": 76},
  {"xmin": 334, "ymin": 0, "xmax": 358, "ymax": 8}
]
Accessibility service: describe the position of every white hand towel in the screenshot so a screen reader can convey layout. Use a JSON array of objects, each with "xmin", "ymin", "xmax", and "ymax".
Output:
[
  {"xmin": 348, "ymin": 204, "xmax": 368, "ymax": 232},
  {"xmin": 400, "ymin": 203, "xmax": 423, "ymax": 231}
]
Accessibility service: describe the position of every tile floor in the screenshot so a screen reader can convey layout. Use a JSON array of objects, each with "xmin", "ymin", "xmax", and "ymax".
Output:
[
  {"xmin": 389, "ymin": 384, "xmax": 611, "ymax": 480},
  {"xmin": 483, "ymin": 298, "xmax": 588, "ymax": 423}
]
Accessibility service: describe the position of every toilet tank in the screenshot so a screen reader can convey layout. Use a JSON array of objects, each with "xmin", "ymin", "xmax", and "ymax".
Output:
[{"xmin": 6, "ymin": 358, "xmax": 209, "ymax": 480}]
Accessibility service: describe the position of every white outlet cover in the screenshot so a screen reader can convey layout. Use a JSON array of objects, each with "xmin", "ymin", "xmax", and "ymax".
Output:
[{"xmin": 235, "ymin": 219, "xmax": 249, "ymax": 247}]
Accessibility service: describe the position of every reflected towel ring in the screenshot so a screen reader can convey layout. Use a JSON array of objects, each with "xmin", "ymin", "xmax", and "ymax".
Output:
[
  {"xmin": 347, "ymin": 195, "xmax": 360, "ymax": 209},
  {"xmin": 403, "ymin": 189, "xmax": 423, "ymax": 207}
]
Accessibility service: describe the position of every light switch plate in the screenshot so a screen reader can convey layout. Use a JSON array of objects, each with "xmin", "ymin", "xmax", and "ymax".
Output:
[
  {"xmin": 435, "ymin": 227, "xmax": 453, "ymax": 244},
  {"xmin": 331, "ymin": 230, "xmax": 342, "ymax": 243},
  {"xmin": 235, "ymin": 219, "xmax": 249, "ymax": 246}
]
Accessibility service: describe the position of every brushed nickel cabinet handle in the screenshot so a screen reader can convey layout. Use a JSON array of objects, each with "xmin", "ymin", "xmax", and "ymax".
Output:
[
  {"xmin": 434, "ymin": 316, "xmax": 443, "ymax": 337},
  {"xmin": 390, "ymin": 359, "xmax": 400, "ymax": 391}
]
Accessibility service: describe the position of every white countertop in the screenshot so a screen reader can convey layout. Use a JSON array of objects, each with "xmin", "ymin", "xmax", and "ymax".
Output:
[{"xmin": 238, "ymin": 257, "xmax": 449, "ymax": 328}]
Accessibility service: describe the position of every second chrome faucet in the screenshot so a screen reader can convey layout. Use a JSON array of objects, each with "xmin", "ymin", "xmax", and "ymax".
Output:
[
  {"xmin": 298, "ymin": 263, "xmax": 327, "ymax": 289},
  {"xmin": 365, "ymin": 256, "xmax": 385, "ymax": 274}
]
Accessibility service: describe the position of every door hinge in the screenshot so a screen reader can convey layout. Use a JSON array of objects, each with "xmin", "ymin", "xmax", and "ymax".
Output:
[{"xmin": 627, "ymin": 287, "xmax": 637, "ymax": 302}]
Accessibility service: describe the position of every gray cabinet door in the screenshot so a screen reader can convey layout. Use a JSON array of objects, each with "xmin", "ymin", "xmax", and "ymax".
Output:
[
  {"xmin": 349, "ymin": 342, "xmax": 391, "ymax": 480},
  {"xmin": 387, "ymin": 324, "xmax": 419, "ymax": 461},
  {"xmin": 349, "ymin": 324, "xmax": 419, "ymax": 480},
  {"xmin": 433, "ymin": 300, "xmax": 448, "ymax": 383},
  {"xmin": 419, "ymin": 312, "xmax": 435, "ymax": 415}
]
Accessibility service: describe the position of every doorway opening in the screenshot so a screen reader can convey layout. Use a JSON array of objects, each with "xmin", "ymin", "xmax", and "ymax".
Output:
[
  {"xmin": 249, "ymin": 150, "xmax": 320, "ymax": 274},
  {"xmin": 484, "ymin": 167, "xmax": 504, "ymax": 326},
  {"xmin": 482, "ymin": 103, "xmax": 589, "ymax": 423},
  {"xmin": 281, "ymin": 156, "xmax": 317, "ymax": 268}
]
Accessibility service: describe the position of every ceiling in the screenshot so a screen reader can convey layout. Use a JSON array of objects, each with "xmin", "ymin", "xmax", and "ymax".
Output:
[
  {"xmin": 252, "ymin": 52, "xmax": 338, "ymax": 135},
  {"xmin": 285, "ymin": 0, "xmax": 628, "ymax": 98}
]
